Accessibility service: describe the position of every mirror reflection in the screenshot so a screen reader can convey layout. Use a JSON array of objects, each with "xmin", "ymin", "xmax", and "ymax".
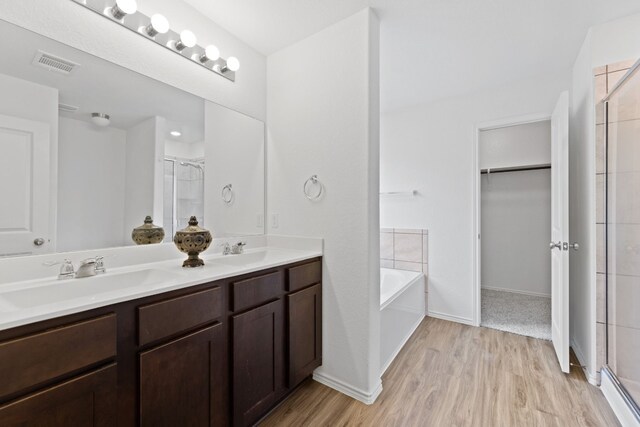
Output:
[{"xmin": 0, "ymin": 19, "xmax": 264, "ymax": 258}]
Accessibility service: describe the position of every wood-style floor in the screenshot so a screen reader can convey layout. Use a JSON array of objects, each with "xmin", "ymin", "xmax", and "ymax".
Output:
[{"xmin": 261, "ymin": 317, "xmax": 620, "ymax": 427}]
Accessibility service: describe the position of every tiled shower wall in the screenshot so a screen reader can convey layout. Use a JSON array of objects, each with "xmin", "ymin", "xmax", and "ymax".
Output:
[{"xmin": 593, "ymin": 59, "xmax": 635, "ymax": 374}]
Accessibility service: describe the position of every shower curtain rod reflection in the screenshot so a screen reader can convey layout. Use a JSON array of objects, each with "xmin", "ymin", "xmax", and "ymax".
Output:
[{"xmin": 480, "ymin": 164, "xmax": 551, "ymax": 175}]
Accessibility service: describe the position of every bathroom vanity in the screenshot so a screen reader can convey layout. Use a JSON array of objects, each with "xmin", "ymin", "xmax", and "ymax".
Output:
[{"xmin": 0, "ymin": 252, "xmax": 322, "ymax": 427}]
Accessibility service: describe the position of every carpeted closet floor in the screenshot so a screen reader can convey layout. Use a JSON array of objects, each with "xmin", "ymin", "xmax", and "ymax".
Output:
[{"xmin": 481, "ymin": 289, "xmax": 551, "ymax": 340}]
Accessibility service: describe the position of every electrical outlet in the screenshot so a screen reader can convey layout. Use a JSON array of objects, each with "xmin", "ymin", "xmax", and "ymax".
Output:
[
  {"xmin": 257, "ymin": 214, "xmax": 264, "ymax": 227},
  {"xmin": 271, "ymin": 214, "xmax": 279, "ymax": 229}
]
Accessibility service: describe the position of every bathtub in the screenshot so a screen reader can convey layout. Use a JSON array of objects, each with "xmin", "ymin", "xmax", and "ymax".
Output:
[{"xmin": 380, "ymin": 268, "xmax": 426, "ymax": 375}]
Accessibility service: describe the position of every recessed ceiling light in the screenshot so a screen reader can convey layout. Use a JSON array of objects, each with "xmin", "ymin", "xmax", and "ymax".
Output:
[{"xmin": 170, "ymin": 130, "xmax": 181, "ymax": 137}]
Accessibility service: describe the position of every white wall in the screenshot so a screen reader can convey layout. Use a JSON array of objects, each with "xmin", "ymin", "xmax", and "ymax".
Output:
[
  {"xmin": 481, "ymin": 169, "xmax": 551, "ymax": 296},
  {"xmin": 57, "ymin": 117, "xmax": 127, "ymax": 251},
  {"xmin": 267, "ymin": 9, "xmax": 381, "ymax": 403},
  {"xmin": 479, "ymin": 121, "xmax": 551, "ymax": 170},
  {"xmin": 165, "ymin": 140, "xmax": 204, "ymax": 160},
  {"xmin": 0, "ymin": 0, "xmax": 266, "ymax": 121},
  {"xmin": 204, "ymin": 101, "xmax": 265, "ymax": 237},
  {"xmin": 592, "ymin": 14, "xmax": 640, "ymax": 68},
  {"xmin": 0, "ymin": 72, "xmax": 58, "ymax": 252},
  {"xmin": 381, "ymin": 73, "xmax": 568, "ymax": 324},
  {"xmin": 123, "ymin": 116, "xmax": 164, "ymax": 243}
]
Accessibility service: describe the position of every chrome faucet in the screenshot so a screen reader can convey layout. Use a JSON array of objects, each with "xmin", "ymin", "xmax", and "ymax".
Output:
[
  {"xmin": 231, "ymin": 242, "xmax": 246, "ymax": 255},
  {"xmin": 220, "ymin": 242, "xmax": 232, "ymax": 256},
  {"xmin": 58, "ymin": 259, "xmax": 75, "ymax": 280},
  {"xmin": 76, "ymin": 258, "xmax": 98, "ymax": 278}
]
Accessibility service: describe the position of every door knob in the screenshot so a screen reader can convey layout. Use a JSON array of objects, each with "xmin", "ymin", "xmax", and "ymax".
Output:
[
  {"xmin": 550, "ymin": 241, "xmax": 562, "ymax": 250},
  {"xmin": 569, "ymin": 242, "xmax": 580, "ymax": 251},
  {"xmin": 33, "ymin": 238, "xmax": 45, "ymax": 246}
]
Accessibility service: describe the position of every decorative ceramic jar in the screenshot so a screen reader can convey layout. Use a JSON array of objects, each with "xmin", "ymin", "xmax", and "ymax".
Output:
[
  {"xmin": 131, "ymin": 216, "xmax": 165, "ymax": 245},
  {"xmin": 173, "ymin": 216, "xmax": 212, "ymax": 267}
]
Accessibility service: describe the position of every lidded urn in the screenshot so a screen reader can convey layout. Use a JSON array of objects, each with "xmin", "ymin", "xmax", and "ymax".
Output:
[
  {"xmin": 131, "ymin": 216, "xmax": 165, "ymax": 245},
  {"xmin": 173, "ymin": 216, "xmax": 212, "ymax": 267}
]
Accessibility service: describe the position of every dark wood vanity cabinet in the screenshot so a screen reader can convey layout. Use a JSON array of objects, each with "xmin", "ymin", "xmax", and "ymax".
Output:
[
  {"xmin": 288, "ymin": 283, "xmax": 323, "ymax": 388},
  {"xmin": 232, "ymin": 299, "xmax": 285, "ymax": 427},
  {"xmin": 139, "ymin": 323, "xmax": 225, "ymax": 427},
  {"xmin": 0, "ymin": 257, "xmax": 322, "ymax": 427},
  {"xmin": 0, "ymin": 364, "xmax": 117, "ymax": 427}
]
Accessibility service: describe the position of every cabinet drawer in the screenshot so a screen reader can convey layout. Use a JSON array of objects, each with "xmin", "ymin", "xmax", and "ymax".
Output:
[
  {"xmin": 231, "ymin": 272, "xmax": 283, "ymax": 312},
  {"xmin": 138, "ymin": 287, "xmax": 222, "ymax": 346},
  {"xmin": 0, "ymin": 364, "xmax": 117, "ymax": 426},
  {"xmin": 287, "ymin": 260, "xmax": 321, "ymax": 292},
  {"xmin": 0, "ymin": 314, "xmax": 116, "ymax": 399}
]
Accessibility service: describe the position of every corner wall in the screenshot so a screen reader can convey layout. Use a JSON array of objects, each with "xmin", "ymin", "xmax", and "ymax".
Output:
[{"xmin": 267, "ymin": 8, "xmax": 382, "ymax": 402}]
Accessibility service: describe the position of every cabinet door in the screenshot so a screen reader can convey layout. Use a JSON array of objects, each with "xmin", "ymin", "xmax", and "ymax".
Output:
[
  {"xmin": 288, "ymin": 283, "xmax": 322, "ymax": 387},
  {"xmin": 232, "ymin": 299, "xmax": 284, "ymax": 427},
  {"xmin": 0, "ymin": 364, "xmax": 117, "ymax": 427},
  {"xmin": 139, "ymin": 323, "xmax": 225, "ymax": 427}
]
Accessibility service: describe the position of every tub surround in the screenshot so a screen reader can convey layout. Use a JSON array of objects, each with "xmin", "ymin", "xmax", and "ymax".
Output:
[
  {"xmin": 379, "ymin": 268, "xmax": 425, "ymax": 375},
  {"xmin": 380, "ymin": 228, "xmax": 429, "ymax": 310},
  {"xmin": 0, "ymin": 235, "xmax": 322, "ymax": 331}
]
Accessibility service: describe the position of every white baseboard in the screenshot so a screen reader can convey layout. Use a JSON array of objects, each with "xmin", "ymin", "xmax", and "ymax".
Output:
[
  {"xmin": 601, "ymin": 368, "xmax": 640, "ymax": 427},
  {"xmin": 380, "ymin": 314, "xmax": 425, "ymax": 376},
  {"xmin": 571, "ymin": 339, "xmax": 599, "ymax": 386},
  {"xmin": 312, "ymin": 371, "xmax": 383, "ymax": 405},
  {"xmin": 481, "ymin": 285, "xmax": 551, "ymax": 298},
  {"xmin": 427, "ymin": 310, "xmax": 475, "ymax": 326}
]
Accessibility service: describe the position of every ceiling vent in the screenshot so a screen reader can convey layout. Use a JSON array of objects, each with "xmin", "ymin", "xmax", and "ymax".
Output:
[
  {"xmin": 32, "ymin": 51, "xmax": 79, "ymax": 75},
  {"xmin": 58, "ymin": 103, "xmax": 79, "ymax": 113}
]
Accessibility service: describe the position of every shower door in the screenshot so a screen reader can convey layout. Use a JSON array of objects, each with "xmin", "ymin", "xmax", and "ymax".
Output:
[{"xmin": 605, "ymin": 62, "xmax": 640, "ymax": 413}]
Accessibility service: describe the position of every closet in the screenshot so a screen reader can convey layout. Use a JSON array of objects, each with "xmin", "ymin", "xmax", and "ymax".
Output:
[{"xmin": 479, "ymin": 120, "xmax": 552, "ymax": 339}]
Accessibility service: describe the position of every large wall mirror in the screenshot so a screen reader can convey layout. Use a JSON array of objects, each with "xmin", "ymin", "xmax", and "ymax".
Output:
[{"xmin": 0, "ymin": 19, "xmax": 265, "ymax": 257}]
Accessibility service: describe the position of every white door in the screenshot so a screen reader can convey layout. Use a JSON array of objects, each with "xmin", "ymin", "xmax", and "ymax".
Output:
[
  {"xmin": 0, "ymin": 114, "xmax": 52, "ymax": 257},
  {"xmin": 550, "ymin": 91, "xmax": 570, "ymax": 373}
]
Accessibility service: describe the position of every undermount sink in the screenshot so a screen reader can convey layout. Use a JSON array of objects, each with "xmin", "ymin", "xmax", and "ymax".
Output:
[{"xmin": 0, "ymin": 269, "xmax": 185, "ymax": 311}]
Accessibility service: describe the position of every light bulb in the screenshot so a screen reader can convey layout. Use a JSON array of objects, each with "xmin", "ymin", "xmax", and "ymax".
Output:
[
  {"xmin": 225, "ymin": 57, "xmax": 240, "ymax": 72},
  {"xmin": 175, "ymin": 30, "xmax": 197, "ymax": 51},
  {"xmin": 170, "ymin": 130, "xmax": 181, "ymax": 137},
  {"xmin": 145, "ymin": 14, "xmax": 169, "ymax": 37},
  {"xmin": 200, "ymin": 45, "xmax": 220, "ymax": 63},
  {"xmin": 111, "ymin": 0, "xmax": 137, "ymax": 19}
]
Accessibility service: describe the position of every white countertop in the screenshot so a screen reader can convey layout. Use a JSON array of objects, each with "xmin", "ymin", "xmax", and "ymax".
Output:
[{"xmin": 0, "ymin": 240, "xmax": 322, "ymax": 332}]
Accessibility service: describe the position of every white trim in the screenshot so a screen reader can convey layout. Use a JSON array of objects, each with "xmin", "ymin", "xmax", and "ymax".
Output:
[
  {"xmin": 472, "ymin": 112, "xmax": 552, "ymax": 327},
  {"xmin": 481, "ymin": 285, "xmax": 551, "ymax": 298},
  {"xmin": 428, "ymin": 310, "xmax": 475, "ymax": 326},
  {"xmin": 380, "ymin": 314, "xmax": 425, "ymax": 375},
  {"xmin": 601, "ymin": 368, "xmax": 640, "ymax": 427},
  {"xmin": 312, "ymin": 371, "xmax": 383, "ymax": 405},
  {"xmin": 571, "ymin": 339, "xmax": 599, "ymax": 386}
]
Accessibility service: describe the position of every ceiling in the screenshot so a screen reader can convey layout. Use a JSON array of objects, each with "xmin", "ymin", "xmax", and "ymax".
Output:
[
  {"xmin": 0, "ymin": 19, "xmax": 204, "ymax": 143},
  {"xmin": 184, "ymin": 0, "xmax": 640, "ymax": 112}
]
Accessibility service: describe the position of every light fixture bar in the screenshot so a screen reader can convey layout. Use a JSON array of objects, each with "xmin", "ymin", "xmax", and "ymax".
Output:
[{"xmin": 72, "ymin": 0, "xmax": 237, "ymax": 82}]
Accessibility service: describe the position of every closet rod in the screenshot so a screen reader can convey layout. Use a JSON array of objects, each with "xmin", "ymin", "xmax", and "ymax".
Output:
[{"xmin": 480, "ymin": 164, "xmax": 551, "ymax": 175}]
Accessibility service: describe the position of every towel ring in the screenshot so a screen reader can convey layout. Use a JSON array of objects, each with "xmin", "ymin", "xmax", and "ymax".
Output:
[
  {"xmin": 303, "ymin": 175, "xmax": 324, "ymax": 201},
  {"xmin": 221, "ymin": 184, "xmax": 234, "ymax": 204}
]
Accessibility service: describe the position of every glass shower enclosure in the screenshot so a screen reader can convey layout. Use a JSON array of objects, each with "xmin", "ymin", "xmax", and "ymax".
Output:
[
  {"xmin": 163, "ymin": 158, "xmax": 205, "ymax": 241},
  {"xmin": 603, "ymin": 60, "xmax": 640, "ymax": 417}
]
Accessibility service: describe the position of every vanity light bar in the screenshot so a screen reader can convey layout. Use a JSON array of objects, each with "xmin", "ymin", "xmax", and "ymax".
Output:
[{"xmin": 71, "ymin": 0, "xmax": 238, "ymax": 82}]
